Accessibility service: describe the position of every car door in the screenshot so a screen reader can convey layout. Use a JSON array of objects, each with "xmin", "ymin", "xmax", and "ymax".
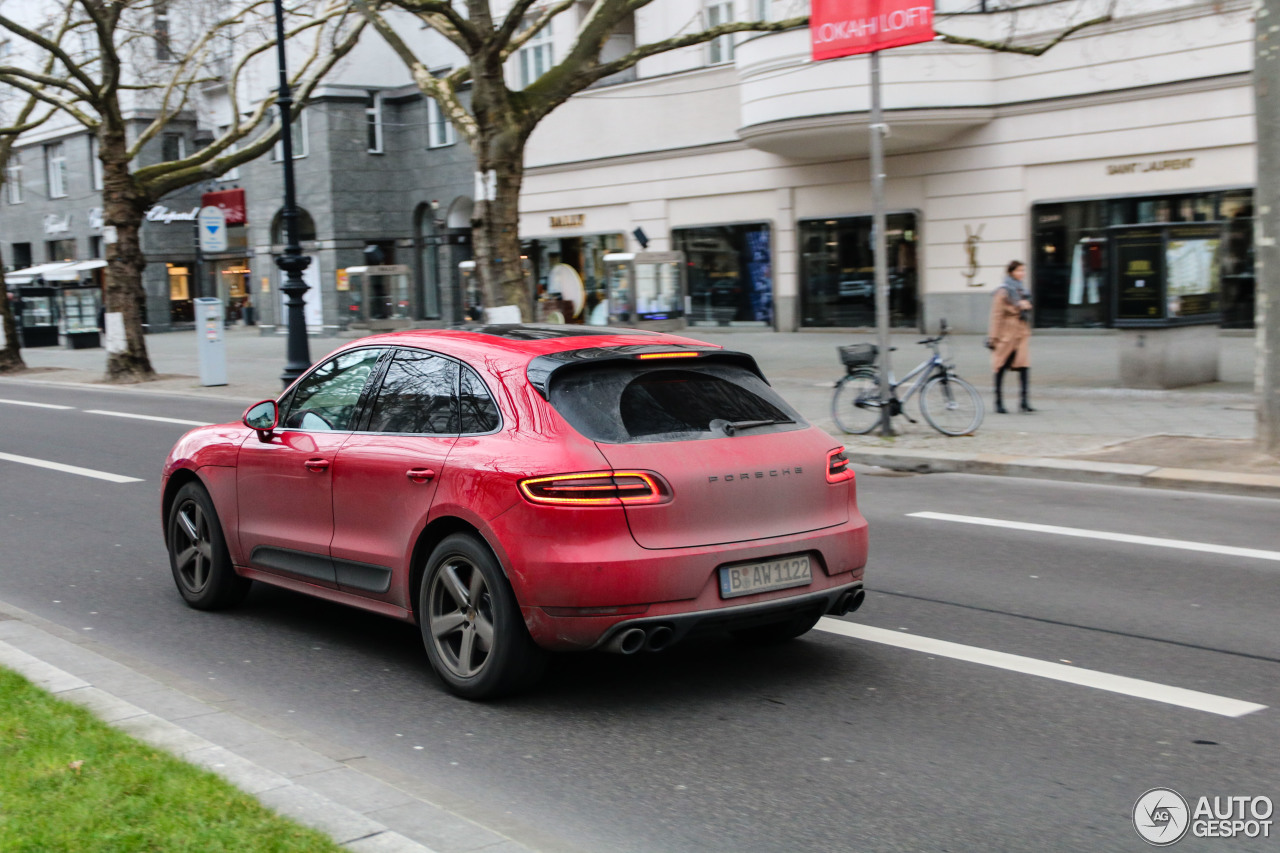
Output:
[
  {"xmin": 236, "ymin": 346, "xmax": 387, "ymax": 587},
  {"xmin": 329, "ymin": 348, "xmax": 461, "ymax": 606}
]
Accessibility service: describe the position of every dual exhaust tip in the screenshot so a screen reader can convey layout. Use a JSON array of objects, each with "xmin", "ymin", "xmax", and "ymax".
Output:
[
  {"xmin": 604, "ymin": 587, "xmax": 864, "ymax": 655},
  {"xmin": 829, "ymin": 587, "xmax": 865, "ymax": 617},
  {"xmin": 604, "ymin": 624, "xmax": 674, "ymax": 655}
]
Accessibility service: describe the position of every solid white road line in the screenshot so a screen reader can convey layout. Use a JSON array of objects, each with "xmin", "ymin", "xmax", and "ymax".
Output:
[
  {"xmin": 0, "ymin": 398, "xmax": 74, "ymax": 410},
  {"xmin": 909, "ymin": 511, "xmax": 1280, "ymax": 563},
  {"xmin": 0, "ymin": 452, "xmax": 143, "ymax": 484},
  {"xmin": 817, "ymin": 619, "xmax": 1266, "ymax": 718},
  {"xmin": 84, "ymin": 410, "xmax": 212, "ymax": 427}
]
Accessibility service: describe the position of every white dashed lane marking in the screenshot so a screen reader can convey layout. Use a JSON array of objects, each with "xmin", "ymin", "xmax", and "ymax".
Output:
[
  {"xmin": 0, "ymin": 452, "xmax": 143, "ymax": 484},
  {"xmin": 817, "ymin": 619, "xmax": 1266, "ymax": 718},
  {"xmin": 84, "ymin": 409, "xmax": 212, "ymax": 427},
  {"xmin": 909, "ymin": 512, "xmax": 1280, "ymax": 563},
  {"xmin": 0, "ymin": 398, "xmax": 74, "ymax": 410}
]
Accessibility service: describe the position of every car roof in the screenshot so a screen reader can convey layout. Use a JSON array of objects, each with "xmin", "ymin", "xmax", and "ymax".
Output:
[{"xmin": 335, "ymin": 324, "xmax": 722, "ymax": 367}]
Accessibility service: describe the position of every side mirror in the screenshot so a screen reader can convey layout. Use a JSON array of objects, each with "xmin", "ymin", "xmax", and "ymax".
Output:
[{"xmin": 243, "ymin": 400, "xmax": 278, "ymax": 441}]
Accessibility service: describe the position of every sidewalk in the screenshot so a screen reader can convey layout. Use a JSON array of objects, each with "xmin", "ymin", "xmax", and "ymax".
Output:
[{"xmin": 5, "ymin": 323, "xmax": 1277, "ymax": 496}]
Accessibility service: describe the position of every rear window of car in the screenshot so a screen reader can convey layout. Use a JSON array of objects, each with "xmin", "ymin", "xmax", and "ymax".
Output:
[{"xmin": 546, "ymin": 361, "xmax": 804, "ymax": 443}]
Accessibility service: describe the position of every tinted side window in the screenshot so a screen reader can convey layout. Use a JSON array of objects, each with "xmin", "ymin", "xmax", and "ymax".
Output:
[
  {"xmin": 459, "ymin": 367, "xmax": 500, "ymax": 433},
  {"xmin": 367, "ymin": 350, "xmax": 458, "ymax": 434},
  {"xmin": 282, "ymin": 348, "xmax": 384, "ymax": 431}
]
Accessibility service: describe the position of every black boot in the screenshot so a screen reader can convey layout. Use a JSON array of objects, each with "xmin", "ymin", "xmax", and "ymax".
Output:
[
  {"xmin": 1018, "ymin": 368, "xmax": 1035, "ymax": 412},
  {"xmin": 994, "ymin": 371, "xmax": 1008, "ymax": 414}
]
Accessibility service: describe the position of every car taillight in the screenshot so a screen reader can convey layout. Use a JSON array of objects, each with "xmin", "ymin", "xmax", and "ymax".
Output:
[
  {"xmin": 636, "ymin": 351, "xmax": 700, "ymax": 360},
  {"xmin": 826, "ymin": 448, "xmax": 854, "ymax": 483},
  {"xmin": 518, "ymin": 471, "xmax": 668, "ymax": 506}
]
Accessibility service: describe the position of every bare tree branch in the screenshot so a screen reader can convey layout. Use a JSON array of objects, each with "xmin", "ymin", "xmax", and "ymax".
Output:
[{"xmin": 936, "ymin": 14, "xmax": 1113, "ymax": 56}]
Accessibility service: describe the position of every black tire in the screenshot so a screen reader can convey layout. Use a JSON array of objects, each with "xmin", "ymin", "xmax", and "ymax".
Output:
[
  {"xmin": 831, "ymin": 369, "xmax": 883, "ymax": 435},
  {"xmin": 167, "ymin": 481, "xmax": 250, "ymax": 610},
  {"xmin": 731, "ymin": 610, "xmax": 824, "ymax": 644},
  {"xmin": 419, "ymin": 533, "xmax": 546, "ymax": 700},
  {"xmin": 919, "ymin": 373, "xmax": 984, "ymax": 436}
]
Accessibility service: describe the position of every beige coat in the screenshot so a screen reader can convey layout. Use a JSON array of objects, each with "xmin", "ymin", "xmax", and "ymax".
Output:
[{"xmin": 988, "ymin": 287, "xmax": 1031, "ymax": 371}]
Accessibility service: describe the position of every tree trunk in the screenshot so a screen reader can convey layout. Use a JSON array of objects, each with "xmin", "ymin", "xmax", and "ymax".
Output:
[
  {"xmin": 470, "ymin": 139, "xmax": 529, "ymax": 318},
  {"xmin": 0, "ymin": 241, "xmax": 25, "ymax": 373},
  {"xmin": 468, "ymin": 53, "xmax": 533, "ymax": 319},
  {"xmin": 1258, "ymin": 0, "xmax": 1279, "ymax": 455},
  {"xmin": 100, "ymin": 125, "xmax": 155, "ymax": 380}
]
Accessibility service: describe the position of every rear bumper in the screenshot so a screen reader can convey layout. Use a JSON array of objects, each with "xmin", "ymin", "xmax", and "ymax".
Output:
[{"xmin": 513, "ymin": 514, "xmax": 868, "ymax": 650}]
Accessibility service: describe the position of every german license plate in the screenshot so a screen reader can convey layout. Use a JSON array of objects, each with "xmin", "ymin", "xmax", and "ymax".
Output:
[{"xmin": 718, "ymin": 555, "xmax": 812, "ymax": 599}]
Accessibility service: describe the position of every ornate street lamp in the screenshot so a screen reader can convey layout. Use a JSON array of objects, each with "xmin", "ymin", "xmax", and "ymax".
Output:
[{"xmin": 273, "ymin": 0, "xmax": 311, "ymax": 387}]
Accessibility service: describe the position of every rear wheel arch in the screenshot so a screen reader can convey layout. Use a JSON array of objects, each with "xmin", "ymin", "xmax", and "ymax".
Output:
[{"xmin": 410, "ymin": 518, "xmax": 512, "ymax": 622}]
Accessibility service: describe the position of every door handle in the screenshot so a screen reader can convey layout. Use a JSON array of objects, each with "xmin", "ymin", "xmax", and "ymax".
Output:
[
  {"xmin": 304, "ymin": 458, "xmax": 330, "ymax": 472},
  {"xmin": 406, "ymin": 467, "xmax": 436, "ymax": 483}
]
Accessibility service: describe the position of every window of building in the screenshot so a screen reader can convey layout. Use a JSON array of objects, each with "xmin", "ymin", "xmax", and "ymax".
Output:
[
  {"xmin": 161, "ymin": 133, "xmax": 184, "ymax": 162},
  {"xmin": 154, "ymin": 0, "xmax": 171, "ymax": 61},
  {"xmin": 0, "ymin": 39, "xmax": 12, "ymax": 61},
  {"xmin": 272, "ymin": 111, "xmax": 308, "ymax": 160},
  {"xmin": 11, "ymin": 243, "xmax": 32, "ymax": 269},
  {"xmin": 752, "ymin": 0, "xmax": 770, "ymax": 21},
  {"xmin": 517, "ymin": 19, "xmax": 554, "ymax": 89},
  {"xmin": 89, "ymin": 235, "xmax": 103, "ymax": 259},
  {"xmin": 797, "ymin": 213, "xmax": 919, "ymax": 329},
  {"xmin": 47, "ymin": 238, "xmax": 76, "ymax": 262},
  {"xmin": 4, "ymin": 154, "xmax": 22, "ymax": 204},
  {"xmin": 673, "ymin": 223, "xmax": 774, "ymax": 326},
  {"xmin": 427, "ymin": 97, "xmax": 455, "ymax": 148},
  {"xmin": 1031, "ymin": 188, "xmax": 1255, "ymax": 330},
  {"xmin": 215, "ymin": 125, "xmax": 240, "ymax": 181},
  {"xmin": 706, "ymin": 1, "xmax": 735, "ymax": 65},
  {"xmin": 45, "ymin": 142, "xmax": 67, "ymax": 198},
  {"xmin": 366, "ymin": 91, "xmax": 384, "ymax": 153},
  {"xmin": 88, "ymin": 135, "xmax": 103, "ymax": 190}
]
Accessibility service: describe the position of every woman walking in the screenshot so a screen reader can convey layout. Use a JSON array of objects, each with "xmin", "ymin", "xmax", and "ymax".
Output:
[{"xmin": 988, "ymin": 260, "xmax": 1034, "ymax": 413}]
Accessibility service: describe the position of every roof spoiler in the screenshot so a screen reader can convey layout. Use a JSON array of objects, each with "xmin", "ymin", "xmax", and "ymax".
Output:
[{"xmin": 526, "ymin": 345, "xmax": 768, "ymax": 398}]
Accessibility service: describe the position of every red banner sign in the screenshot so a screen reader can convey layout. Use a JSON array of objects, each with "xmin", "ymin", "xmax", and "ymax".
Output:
[
  {"xmin": 201, "ymin": 188, "xmax": 246, "ymax": 225},
  {"xmin": 810, "ymin": 0, "xmax": 935, "ymax": 61}
]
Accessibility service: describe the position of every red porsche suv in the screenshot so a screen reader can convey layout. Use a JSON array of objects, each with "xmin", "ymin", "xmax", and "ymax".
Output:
[{"xmin": 161, "ymin": 325, "xmax": 868, "ymax": 698}]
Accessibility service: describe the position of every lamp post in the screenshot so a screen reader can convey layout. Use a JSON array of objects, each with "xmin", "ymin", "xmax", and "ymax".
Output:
[{"xmin": 273, "ymin": 0, "xmax": 311, "ymax": 387}]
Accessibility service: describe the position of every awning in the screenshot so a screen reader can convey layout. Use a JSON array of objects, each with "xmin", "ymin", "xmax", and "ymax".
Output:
[
  {"xmin": 3, "ymin": 262, "xmax": 79, "ymax": 285},
  {"xmin": 43, "ymin": 259, "xmax": 107, "ymax": 282}
]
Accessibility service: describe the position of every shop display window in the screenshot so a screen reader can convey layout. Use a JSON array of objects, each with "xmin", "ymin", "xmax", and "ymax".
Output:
[
  {"xmin": 672, "ymin": 223, "xmax": 773, "ymax": 326},
  {"xmin": 797, "ymin": 213, "xmax": 918, "ymax": 329}
]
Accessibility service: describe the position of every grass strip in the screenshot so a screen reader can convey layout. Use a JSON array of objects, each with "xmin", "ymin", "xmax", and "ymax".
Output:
[{"xmin": 0, "ymin": 666, "xmax": 345, "ymax": 853}]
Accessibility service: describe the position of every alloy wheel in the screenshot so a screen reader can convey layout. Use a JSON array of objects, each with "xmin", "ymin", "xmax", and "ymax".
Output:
[
  {"xmin": 429, "ymin": 558, "xmax": 495, "ymax": 678},
  {"xmin": 172, "ymin": 498, "xmax": 215, "ymax": 594}
]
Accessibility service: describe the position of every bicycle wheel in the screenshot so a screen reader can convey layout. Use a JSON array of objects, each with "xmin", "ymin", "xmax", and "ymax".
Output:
[
  {"xmin": 832, "ymin": 369, "xmax": 883, "ymax": 435},
  {"xmin": 919, "ymin": 373, "xmax": 984, "ymax": 436}
]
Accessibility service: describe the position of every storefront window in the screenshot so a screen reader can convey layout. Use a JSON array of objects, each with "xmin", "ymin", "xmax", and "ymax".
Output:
[
  {"xmin": 168, "ymin": 263, "xmax": 192, "ymax": 323},
  {"xmin": 797, "ymin": 214, "xmax": 918, "ymax": 328},
  {"xmin": 523, "ymin": 234, "xmax": 624, "ymax": 325},
  {"xmin": 673, "ymin": 223, "xmax": 772, "ymax": 326},
  {"xmin": 215, "ymin": 260, "xmax": 251, "ymax": 321},
  {"xmin": 1032, "ymin": 189, "xmax": 1253, "ymax": 328}
]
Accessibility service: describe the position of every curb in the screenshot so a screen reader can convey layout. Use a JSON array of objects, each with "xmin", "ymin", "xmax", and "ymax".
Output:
[
  {"xmin": 0, "ymin": 604, "xmax": 537, "ymax": 853},
  {"xmin": 846, "ymin": 448, "xmax": 1280, "ymax": 499}
]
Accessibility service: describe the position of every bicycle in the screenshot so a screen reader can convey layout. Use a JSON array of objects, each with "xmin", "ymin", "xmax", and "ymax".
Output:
[{"xmin": 831, "ymin": 320, "xmax": 984, "ymax": 436}]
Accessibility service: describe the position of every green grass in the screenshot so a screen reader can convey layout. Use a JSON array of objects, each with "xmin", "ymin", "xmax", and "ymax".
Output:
[{"xmin": 0, "ymin": 666, "xmax": 345, "ymax": 853}]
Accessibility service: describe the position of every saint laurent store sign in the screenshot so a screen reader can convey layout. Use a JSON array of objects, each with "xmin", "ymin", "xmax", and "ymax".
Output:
[
  {"xmin": 1107, "ymin": 157, "xmax": 1195, "ymax": 176},
  {"xmin": 550, "ymin": 213, "xmax": 584, "ymax": 228}
]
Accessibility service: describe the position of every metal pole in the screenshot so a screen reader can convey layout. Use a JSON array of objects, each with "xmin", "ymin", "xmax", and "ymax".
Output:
[
  {"xmin": 870, "ymin": 50, "xmax": 893, "ymax": 436},
  {"xmin": 273, "ymin": 0, "xmax": 312, "ymax": 387},
  {"xmin": 193, "ymin": 221, "xmax": 203, "ymax": 300}
]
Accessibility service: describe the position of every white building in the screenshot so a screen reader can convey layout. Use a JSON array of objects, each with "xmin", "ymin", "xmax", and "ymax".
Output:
[{"xmin": 514, "ymin": 0, "xmax": 1255, "ymax": 332}]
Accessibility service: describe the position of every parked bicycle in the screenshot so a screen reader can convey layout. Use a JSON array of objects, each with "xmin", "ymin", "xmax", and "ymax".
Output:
[{"xmin": 831, "ymin": 320, "xmax": 984, "ymax": 436}]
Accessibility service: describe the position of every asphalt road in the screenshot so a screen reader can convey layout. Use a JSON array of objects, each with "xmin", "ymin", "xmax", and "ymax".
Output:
[{"xmin": 1, "ymin": 378, "xmax": 1277, "ymax": 852}]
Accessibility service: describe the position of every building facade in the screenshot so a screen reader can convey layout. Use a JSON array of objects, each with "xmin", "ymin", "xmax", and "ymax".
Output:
[{"xmin": 517, "ymin": 0, "xmax": 1255, "ymax": 333}]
